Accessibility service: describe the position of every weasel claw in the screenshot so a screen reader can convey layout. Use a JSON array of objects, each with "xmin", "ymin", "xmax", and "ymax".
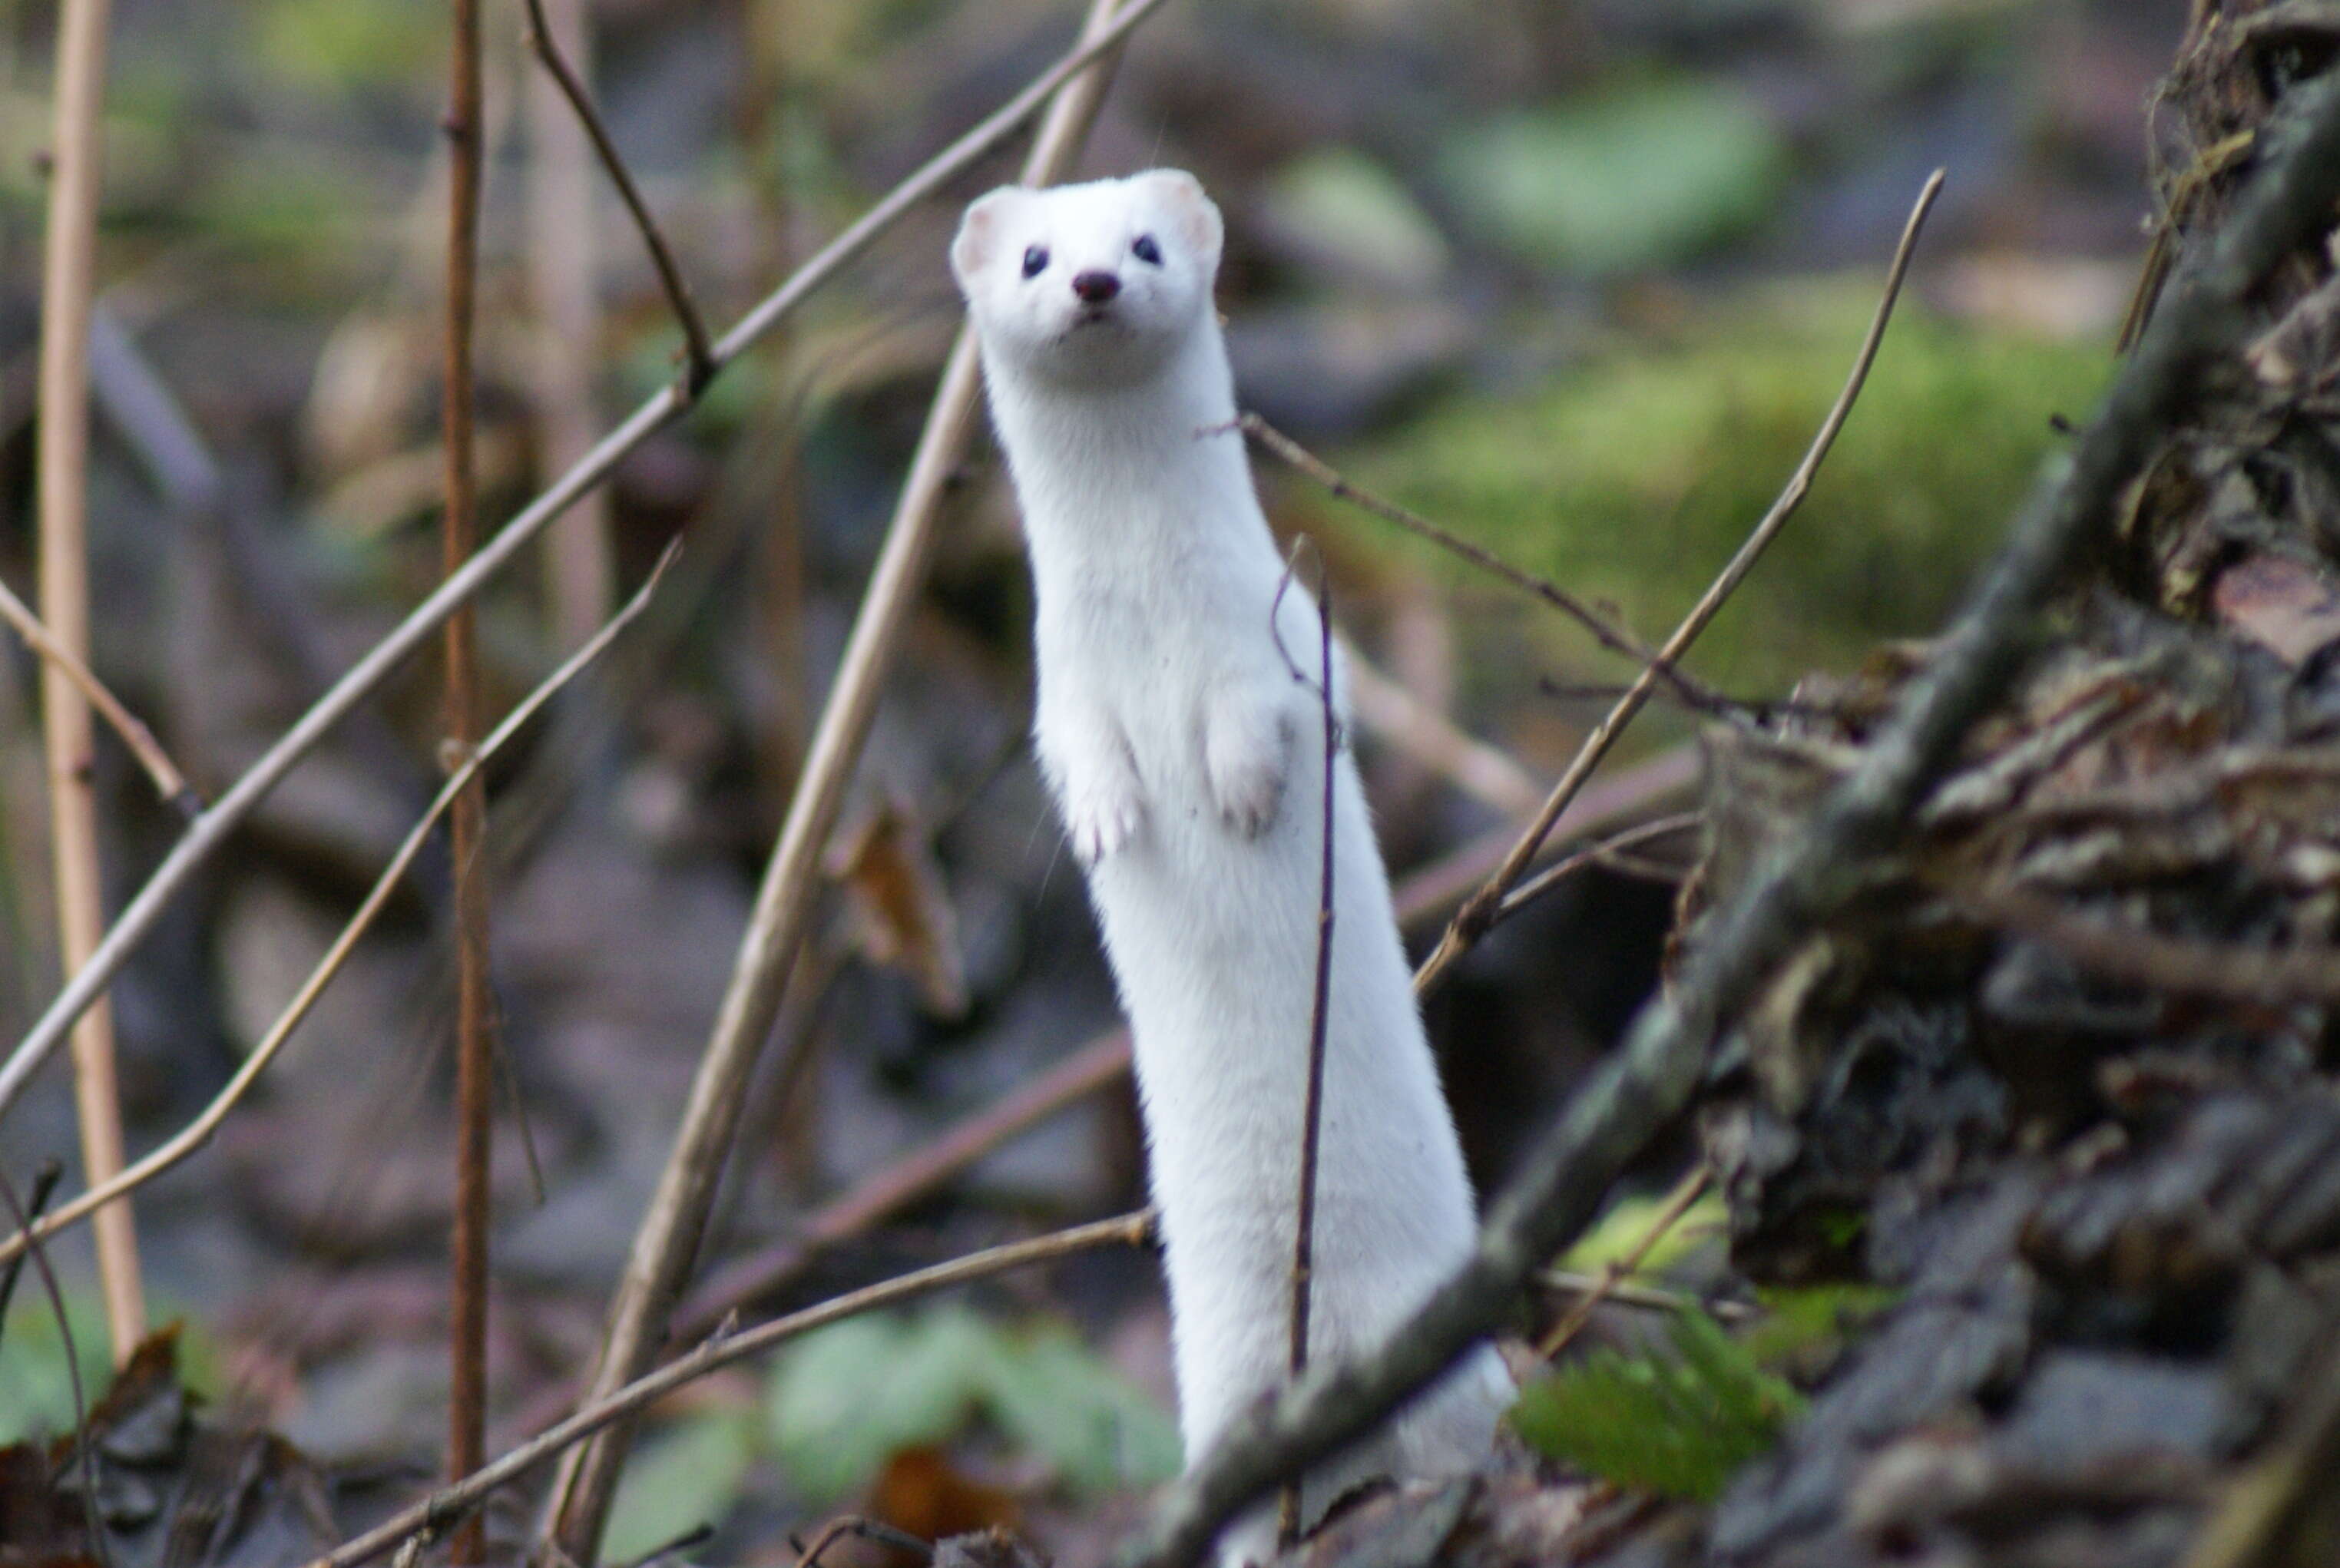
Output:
[{"xmin": 1067, "ymin": 788, "xmax": 1144, "ymax": 865}]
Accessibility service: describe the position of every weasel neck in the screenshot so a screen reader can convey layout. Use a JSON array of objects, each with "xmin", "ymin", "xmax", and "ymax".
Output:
[{"xmin": 984, "ymin": 325, "xmax": 1263, "ymax": 573}]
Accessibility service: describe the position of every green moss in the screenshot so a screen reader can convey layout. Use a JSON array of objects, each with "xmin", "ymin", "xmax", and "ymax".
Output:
[{"xmin": 1344, "ymin": 280, "xmax": 2113, "ymax": 695}]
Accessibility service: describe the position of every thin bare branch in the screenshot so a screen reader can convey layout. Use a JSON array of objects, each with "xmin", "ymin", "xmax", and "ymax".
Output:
[
  {"xmin": 1492, "ymin": 812, "xmax": 1703, "ymax": 926},
  {"xmin": 1272, "ymin": 554, "xmax": 1339, "ymax": 1550},
  {"xmin": 1410, "ymin": 169, "xmax": 1947, "ymax": 1001},
  {"xmin": 1116, "ymin": 71, "xmax": 2340, "ymax": 1564},
  {"xmin": 1238, "ymin": 414, "xmax": 1728, "ymax": 714},
  {"xmin": 35, "ymin": 0, "xmax": 144, "ymax": 1363},
  {"xmin": 518, "ymin": 0, "xmax": 713, "ymax": 393},
  {"xmin": 309, "ymin": 1211, "xmax": 1157, "ymax": 1568},
  {"xmin": 0, "ymin": 0, "xmax": 1172, "ymax": 1126},
  {"xmin": 0, "ymin": 1164, "xmax": 108, "ymax": 1568},
  {"xmin": 0, "ymin": 543, "xmax": 682, "ymax": 1274},
  {"xmin": 0, "ymin": 576, "xmax": 193, "ymax": 815},
  {"xmin": 1534, "ymin": 1163, "xmax": 1708, "ymax": 1361},
  {"xmin": 440, "ymin": 0, "xmax": 494, "ymax": 1552},
  {"xmin": 1532, "ymin": 1267, "xmax": 1753, "ymax": 1322}
]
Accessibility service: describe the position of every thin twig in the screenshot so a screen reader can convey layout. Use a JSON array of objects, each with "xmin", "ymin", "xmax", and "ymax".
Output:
[
  {"xmin": 0, "ymin": 544, "xmax": 682, "ymax": 1274},
  {"xmin": 0, "ymin": 1159, "xmax": 62, "ymax": 1335},
  {"xmin": 1534, "ymin": 1164, "xmax": 1709, "ymax": 1361},
  {"xmin": 0, "ymin": 1163, "xmax": 108, "ymax": 1568},
  {"xmin": 1238, "ymin": 415, "xmax": 1728, "ymax": 715},
  {"xmin": 0, "ymin": 575, "xmax": 194, "ymax": 815},
  {"xmin": 1531, "ymin": 1268, "xmax": 1753, "ymax": 1322},
  {"xmin": 0, "ymin": 0, "xmax": 1173, "ymax": 1127},
  {"xmin": 1492, "ymin": 812, "xmax": 1703, "ymax": 926},
  {"xmin": 518, "ymin": 0, "xmax": 713, "ymax": 394},
  {"xmin": 524, "ymin": 0, "xmax": 615, "ymax": 648},
  {"xmin": 1271, "ymin": 552, "xmax": 1339, "ymax": 1550},
  {"xmin": 1114, "ymin": 71, "xmax": 2340, "ymax": 1564},
  {"xmin": 1410, "ymin": 169, "xmax": 1947, "ymax": 1002},
  {"xmin": 538, "ymin": 7, "xmax": 1146, "ymax": 1556},
  {"xmin": 794, "ymin": 1517, "xmax": 933, "ymax": 1567},
  {"xmin": 440, "ymin": 0, "xmax": 494, "ymax": 1554},
  {"xmin": 35, "ymin": 0, "xmax": 144, "ymax": 1365},
  {"xmin": 308, "ymin": 1211, "xmax": 1156, "ymax": 1568}
]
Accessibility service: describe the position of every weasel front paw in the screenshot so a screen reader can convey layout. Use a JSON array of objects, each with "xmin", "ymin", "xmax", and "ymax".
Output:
[
  {"xmin": 1063, "ymin": 771, "xmax": 1146, "ymax": 865},
  {"xmin": 1206, "ymin": 700, "xmax": 1293, "ymax": 839}
]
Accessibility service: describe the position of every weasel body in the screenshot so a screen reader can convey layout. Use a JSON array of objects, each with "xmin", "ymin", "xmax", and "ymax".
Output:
[{"xmin": 952, "ymin": 170, "xmax": 1511, "ymax": 1560}]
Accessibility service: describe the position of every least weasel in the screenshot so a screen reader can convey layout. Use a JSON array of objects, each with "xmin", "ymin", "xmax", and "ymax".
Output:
[{"xmin": 952, "ymin": 170, "xmax": 1512, "ymax": 1561}]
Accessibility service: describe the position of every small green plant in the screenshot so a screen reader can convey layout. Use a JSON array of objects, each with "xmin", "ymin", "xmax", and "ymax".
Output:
[{"xmin": 1509, "ymin": 1307, "xmax": 1806, "ymax": 1501}]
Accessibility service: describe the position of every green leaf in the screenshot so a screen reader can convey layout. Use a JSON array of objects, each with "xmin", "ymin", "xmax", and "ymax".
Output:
[
  {"xmin": 765, "ymin": 1308, "xmax": 996, "ymax": 1503},
  {"xmin": 1438, "ymin": 79, "xmax": 1789, "ymax": 273},
  {"xmin": 0, "ymin": 1293, "xmax": 115, "ymax": 1444},
  {"xmin": 1559, "ymin": 1189, "xmax": 1727, "ymax": 1281},
  {"xmin": 603, "ymin": 1410, "xmax": 757, "ymax": 1564},
  {"xmin": 1510, "ymin": 1307, "xmax": 1805, "ymax": 1500},
  {"xmin": 978, "ymin": 1325, "xmax": 1183, "ymax": 1493}
]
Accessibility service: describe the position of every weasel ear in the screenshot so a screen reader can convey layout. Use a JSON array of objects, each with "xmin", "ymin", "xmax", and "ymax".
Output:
[
  {"xmin": 1134, "ymin": 168, "xmax": 1223, "ymax": 273},
  {"xmin": 951, "ymin": 187, "xmax": 1028, "ymax": 291}
]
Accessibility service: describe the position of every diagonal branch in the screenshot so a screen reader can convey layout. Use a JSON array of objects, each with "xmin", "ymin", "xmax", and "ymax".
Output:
[
  {"xmin": 1115, "ymin": 71, "xmax": 2340, "ymax": 1568},
  {"xmin": 518, "ymin": 0, "xmax": 714, "ymax": 394},
  {"xmin": 1409, "ymin": 169, "xmax": 1945, "ymax": 1001},
  {"xmin": 0, "ymin": 572, "xmax": 194, "ymax": 815},
  {"xmin": 0, "ymin": 0, "xmax": 1172, "ymax": 1128},
  {"xmin": 1239, "ymin": 414, "xmax": 1729, "ymax": 715},
  {"xmin": 306, "ymin": 1211, "xmax": 1157, "ymax": 1568}
]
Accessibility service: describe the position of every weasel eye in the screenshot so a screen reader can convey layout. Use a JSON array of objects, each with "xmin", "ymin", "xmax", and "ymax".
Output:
[
  {"xmin": 1131, "ymin": 233, "xmax": 1163, "ymax": 266},
  {"xmin": 1021, "ymin": 246, "xmax": 1049, "ymax": 280}
]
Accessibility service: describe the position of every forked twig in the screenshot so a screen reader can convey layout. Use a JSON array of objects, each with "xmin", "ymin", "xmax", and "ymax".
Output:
[
  {"xmin": 518, "ymin": 0, "xmax": 714, "ymax": 393},
  {"xmin": 0, "ymin": 575, "xmax": 194, "ymax": 815},
  {"xmin": 306, "ymin": 1211, "xmax": 1156, "ymax": 1568},
  {"xmin": 1493, "ymin": 812, "xmax": 1703, "ymax": 926},
  {"xmin": 0, "ymin": 0, "xmax": 1173, "ymax": 1126},
  {"xmin": 0, "ymin": 543, "xmax": 683, "ymax": 1273},
  {"xmin": 1410, "ymin": 168, "xmax": 1948, "ymax": 1000}
]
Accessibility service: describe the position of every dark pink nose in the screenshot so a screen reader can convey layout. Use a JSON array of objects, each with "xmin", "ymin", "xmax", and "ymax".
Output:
[{"xmin": 1071, "ymin": 270, "xmax": 1120, "ymax": 304}]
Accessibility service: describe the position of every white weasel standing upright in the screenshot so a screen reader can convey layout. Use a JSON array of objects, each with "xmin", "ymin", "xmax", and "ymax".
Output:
[{"xmin": 952, "ymin": 170, "xmax": 1512, "ymax": 1562}]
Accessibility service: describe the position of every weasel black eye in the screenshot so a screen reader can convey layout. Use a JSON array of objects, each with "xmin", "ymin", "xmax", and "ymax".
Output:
[
  {"xmin": 1131, "ymin": 233, "xmax": 1163, "ymax": 266},
  {"xmin": 1021, "ymin": 246, "xmax": 1049, "ymax": 280}
]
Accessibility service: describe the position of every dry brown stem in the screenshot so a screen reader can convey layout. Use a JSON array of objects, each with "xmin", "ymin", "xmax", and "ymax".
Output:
[
  {"xmin": 1410, "ymin": 169, "xmax": 1948, "ymax": 1001},
  {"xmin": 524, "ymin": 0, "xmax": 614, "ymax": 647},
  {"xmin": 439, "ymin": 0, "xmax": 494, "ymax": 1553},
  {"xmin": 538, "ymin": 5, "xmax": 1145, "ymax": 1555},
  {"xmin": 519, "ymin": 0, "xmax": 713, "ymax": 394},
  {"xmin": 0, "ymin": 574, "xmax": 193, "ymax": 815},
  {"xmin": 309, "ymin": 1212, "xmax": 1157, "ymax": 1568},
  {"xmin": 35, "ymin": 0, "xmax": 143, "ymax": 1365}
]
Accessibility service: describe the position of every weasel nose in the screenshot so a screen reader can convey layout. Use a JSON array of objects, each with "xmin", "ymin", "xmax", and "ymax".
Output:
[{"xmin": 1071, "ymin": 270, "xmax": 1121, "ymax": 304}]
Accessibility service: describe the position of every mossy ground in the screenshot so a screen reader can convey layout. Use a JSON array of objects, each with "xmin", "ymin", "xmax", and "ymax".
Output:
[{"xmin": 1335, "ymin": 280, "xmax": 2115, "ymax": 705}]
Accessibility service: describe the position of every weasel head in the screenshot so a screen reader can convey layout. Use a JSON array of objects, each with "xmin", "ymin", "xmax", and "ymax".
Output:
[{"xmin": 951, "ymin": 169, "xmax": 1223, "ymax": 389}]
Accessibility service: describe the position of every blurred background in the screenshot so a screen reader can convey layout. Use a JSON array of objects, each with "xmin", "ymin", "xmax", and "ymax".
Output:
[{"xmin": 0, "ymin": 0, "xmax": 2184, "ymax": 1558}]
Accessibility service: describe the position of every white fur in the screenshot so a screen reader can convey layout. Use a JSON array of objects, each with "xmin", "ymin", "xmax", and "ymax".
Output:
[{"xmin": 953, "ymin": 171, "xmax": 1511, "ymax": 1563}]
